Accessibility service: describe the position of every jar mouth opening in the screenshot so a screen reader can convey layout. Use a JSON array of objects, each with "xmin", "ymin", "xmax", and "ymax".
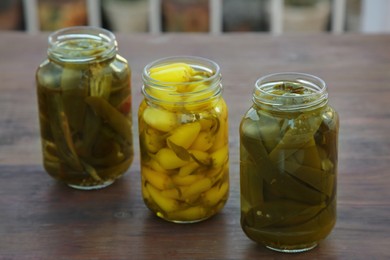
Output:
[
  {"xmin": 142, "ymin": 56, "xmax": 221, "ymax": 87},
  {"xmin": 142, "ymin": 56, "xmax": 223, "ymax": 107},
  {"xmin": 253, "ymin": 72, "xmax": 328, "ymax": 111},
  {"xmin": 48, "ymin": 26, "xmax": 117, "ymax": 63}
]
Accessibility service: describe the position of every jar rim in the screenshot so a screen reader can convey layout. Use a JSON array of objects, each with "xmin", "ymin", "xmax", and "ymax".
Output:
[
  {"xmin": 141, "ymin": 56, "xmax": 223, "ymax": 108},
  {"xmin": 253, "ymin": 72, "xmax": 328, "ymax": 111},
  {"xmin": 48, "ymin": 26, "xmax": 117, "ymax": 63}
]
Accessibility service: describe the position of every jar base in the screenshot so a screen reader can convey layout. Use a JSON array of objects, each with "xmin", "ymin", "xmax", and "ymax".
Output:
[
  {"xmin": 167, "ymin": 217, "xmax": 210, "ymax": 224},
  {"xmin": 67, "ymin": 179, "xmax": 115, "ymax": 190},
  {"xmin": 156, "ymin": 212, "xmax": 212, "ymax": 224},
  {"xmin": 265, "ymin": 242, "xmax": 317, "ymax": 253}
]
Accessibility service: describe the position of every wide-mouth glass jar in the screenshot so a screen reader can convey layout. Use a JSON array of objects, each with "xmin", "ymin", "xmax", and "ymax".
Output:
[
  {"xmin": 240, "ymin": 72, "xmax": 339, "ymax": 252},
  {"xmin": 36, "ymin": 26, "xmax": 133, "ymax": 189},
  {"xmin": 139, "ymin": 56, "xmax": 230, "ymax": 223}
]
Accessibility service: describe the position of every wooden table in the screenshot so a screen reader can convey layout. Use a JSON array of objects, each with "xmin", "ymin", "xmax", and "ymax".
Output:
[{"xmin": 0, "ymin": 32, "xmax": 389, "ymax": 259}]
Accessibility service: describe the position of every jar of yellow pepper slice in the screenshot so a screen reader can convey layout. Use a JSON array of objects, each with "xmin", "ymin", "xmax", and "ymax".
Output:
[
  {"xmin": 36, "ymin": 27, "xmax": 133, "ymax": 189},
  {"xmin": 139, "ymin": 56, "xmax": 229, "ymax": 223}
]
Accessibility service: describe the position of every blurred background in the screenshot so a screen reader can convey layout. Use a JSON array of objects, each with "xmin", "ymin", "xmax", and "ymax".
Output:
[{"xmin": 0, "ymin": 0, "xmax": 389, "ymax": 34}]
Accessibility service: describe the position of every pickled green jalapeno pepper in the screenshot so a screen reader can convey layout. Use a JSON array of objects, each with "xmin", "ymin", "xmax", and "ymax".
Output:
[
  {"xmin": 36, "ymin": 26, "xmax": 133, "ymax": 189},
  {"xmin": 139, "ymin": 56, "xmax": 229, "ymax": 223},
  {"xmin": 240, "ymin": 73, "xmax": 339, "ymax": 252}
]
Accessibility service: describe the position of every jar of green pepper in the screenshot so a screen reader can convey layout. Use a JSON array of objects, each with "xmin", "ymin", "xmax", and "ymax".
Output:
[
  {"xmin": 240, "ymin": 72, "xmax": 339, "ymax": 252},
  {"xmin": 36, "ymin": 26, "xmax": 133, "ymax": 189}
]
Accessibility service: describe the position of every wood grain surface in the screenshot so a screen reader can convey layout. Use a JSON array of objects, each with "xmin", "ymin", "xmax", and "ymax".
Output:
[{"xmin": 0, "ymin": 32, "xmax": 389, "ymax": 259}]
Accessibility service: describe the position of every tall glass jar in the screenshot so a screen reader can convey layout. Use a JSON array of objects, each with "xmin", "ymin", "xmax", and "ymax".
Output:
[
  {"xmin": 240, "ymin": 73, "xmax": 339, "ymax": 252},
  {"xmin": 139, "ymin": 56, "xmax": 229, "ymax": 223},
  {"xmin": 36, "ymin": 26, "xmax": 133, "ymax": 190}
]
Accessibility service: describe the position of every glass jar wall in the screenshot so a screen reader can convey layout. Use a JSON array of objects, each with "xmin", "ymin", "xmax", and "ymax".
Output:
[
  {"xmin": 240, "ymin": 72, "xmax": 339, "ymax": 252},
  {"xmin": 36, "ymin": 26, "xmax": 133, "ymax": 189},
  {"xmin": 139, "ymin": 56, "xmax": 229, "ymax": 223}
]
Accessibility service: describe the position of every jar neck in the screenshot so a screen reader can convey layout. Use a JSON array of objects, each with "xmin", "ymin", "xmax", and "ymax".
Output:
[
  {"xmin": 142, "ymin": 56, "xmax": 222, "ymax": 109},
  {"xmin": 47, "ymin": 26, "xmax": 117, "ymax": 64},
  {"xmin": 253, "ymin": 72, "xmax": 328, "ymax": 113}
]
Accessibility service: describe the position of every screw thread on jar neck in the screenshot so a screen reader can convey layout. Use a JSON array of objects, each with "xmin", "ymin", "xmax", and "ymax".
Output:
[
  {"xmin": 47, "ymin": 26, "xmax": 118, "ymax": 63},
  {"xmin": 142, "ymin": 56, "xmax": 222, "ymax": 109},
  {"xmin": 253, "ymin": 72, "xmax": 328, "ymax": 112}
]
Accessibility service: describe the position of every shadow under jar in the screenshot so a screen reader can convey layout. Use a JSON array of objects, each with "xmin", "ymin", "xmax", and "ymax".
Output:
[
  {"xmin": 36, "ymin": 26, "xmax": 134, "ymax": 190},
  {"xmin": 139, "ymin": 56, "xmax": 229, "ymax": 223},
  {"xmin": 240, "ymin": 72, "xmax": 339, "ymax": 252}
]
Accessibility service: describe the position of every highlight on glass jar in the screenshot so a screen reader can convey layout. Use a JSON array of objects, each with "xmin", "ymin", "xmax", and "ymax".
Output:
[
  {"xmin": 36, "ymin": 26, "xmax": 134, "ymax": 190},
  {"xmin": 139, "ymin": 56, "xmax": 229, "ymax": 223},
  {"xmin": 240, "ymin": 72, "xmax": 339, "ymax": 252}
]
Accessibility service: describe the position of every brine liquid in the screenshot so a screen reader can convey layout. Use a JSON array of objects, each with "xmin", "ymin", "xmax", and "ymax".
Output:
[
  {"xmin": 240, "ymin": 105, "xmax": 338, "ymax": 251},
  {"xmin": 138, "ymin": 99, "xmax": 229, "ymax": 223},
  {"xmin": 36, "ymin": 57, "xmax": 133, "ymax": 189}
]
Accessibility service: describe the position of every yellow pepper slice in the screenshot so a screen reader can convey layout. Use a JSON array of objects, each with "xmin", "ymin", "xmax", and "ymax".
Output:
[
  {"xmin": 203, "ymin": 181, "xmax": 229, "ymax": 207},
  {"xmin": 149, "ymin": 63, "xmax": 194, "ymax": 83},
  {"xmin": 143, "ymin": 107, "xmax": 177, "ymax": 132},
  {"xmin": 142, "ymin": 166, "xmax": 174, "ymax": 190},
  {"xmin": 167, "ymin": 122, "xmax": 201, "ymax": 149},
  {"xmin": 210, "ymin": 145, "xmax": 229, "ymax": 169},
  {"xmin": 155, "ymin": 148, "xmax": 189, "ymax": 170},
  {"xmin": 167, "ymin": 206, "xmax": 207, "ymax": 221},
  {"xmin": 190, "ymin": 131, "xmax": 214, "ymax": 151},
  {"xmin": 146, "ymin": 183, "xmax": 179, "ymax": 213}
]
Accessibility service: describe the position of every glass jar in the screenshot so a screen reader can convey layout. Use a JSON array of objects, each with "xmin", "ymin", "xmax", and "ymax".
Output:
[
  {"xmin": 139, "ymin": 56, "xmax": 229, "ymax": 223},
  {"xmin": 36, "ymin": 26, "xmax": 133, "ymax": 190},
  {"xmin": 240, "ymin": 72, "xmax": 339, "ymax": 252}
]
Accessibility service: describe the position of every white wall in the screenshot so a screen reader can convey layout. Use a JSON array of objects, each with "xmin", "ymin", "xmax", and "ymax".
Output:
[{"xmin": 361, "ymin": 0, "xmax": 390, "ymax": 33}]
